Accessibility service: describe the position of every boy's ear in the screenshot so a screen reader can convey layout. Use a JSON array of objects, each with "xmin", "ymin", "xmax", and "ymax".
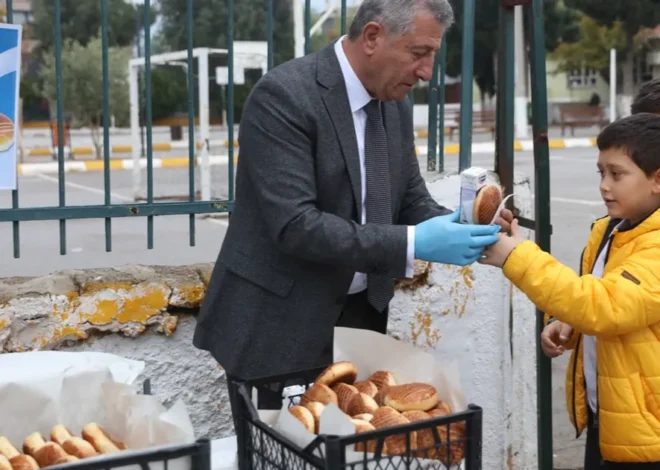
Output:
[{"xmin": 652, "ymin": 169, "xmax": 660, "ymax": 194}]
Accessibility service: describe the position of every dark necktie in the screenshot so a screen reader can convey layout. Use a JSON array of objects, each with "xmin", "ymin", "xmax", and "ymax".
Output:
[{"xmin": 364, "ymin": 99, "xmax": 393, "ymax": 313}]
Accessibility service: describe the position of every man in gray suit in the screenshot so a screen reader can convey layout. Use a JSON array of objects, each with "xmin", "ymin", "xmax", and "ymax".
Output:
[{"xmin": 194, "ymin": 0, "xmax": 511, "ymax": 418}]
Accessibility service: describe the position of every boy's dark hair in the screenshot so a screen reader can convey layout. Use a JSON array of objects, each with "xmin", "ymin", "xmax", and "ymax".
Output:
[
  {"xmin": 597, "ymin": 112, "xmax": 660, "ymax": 176},
  {"xmin": 631, "ymin": 78, "xmax": 660, "ymax": 115}
]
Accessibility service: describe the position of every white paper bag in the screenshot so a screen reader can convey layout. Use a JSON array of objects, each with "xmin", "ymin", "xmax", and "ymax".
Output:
[
  {"xmin": 0, "ymin": 351, "xmax": 197, "ymax": 470},
  {"xmin": 253, "ymin": 327, "xmax": 469, "ymax": 470}
]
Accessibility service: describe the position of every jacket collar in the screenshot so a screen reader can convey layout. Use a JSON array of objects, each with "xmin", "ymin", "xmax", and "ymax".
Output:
[{"xmin": 599, "ymin": 206, "xmax": 660, "ymax": 244}]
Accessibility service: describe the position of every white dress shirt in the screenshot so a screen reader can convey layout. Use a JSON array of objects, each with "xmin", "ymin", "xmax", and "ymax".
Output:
[{"xmin": 333, "ymin": 36, "xmax": 416, "ymax": 295}]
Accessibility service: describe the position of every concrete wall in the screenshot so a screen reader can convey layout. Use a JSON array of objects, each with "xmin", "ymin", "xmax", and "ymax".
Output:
[{"xmin": 0, "ymin": 172, "xmax": 538, "ymax": 468}]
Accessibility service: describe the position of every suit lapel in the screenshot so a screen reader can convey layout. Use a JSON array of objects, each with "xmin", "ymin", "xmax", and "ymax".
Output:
[
  {"xmin": 383, "ymin": 101, "xmax": 400, "ymax": 215},
  {"xmin": 317, "ymin": 44, "xmax": 362, "ymax": 221}
]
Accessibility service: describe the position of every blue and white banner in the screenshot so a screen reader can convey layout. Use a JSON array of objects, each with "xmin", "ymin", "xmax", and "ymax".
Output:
[{"xmin": 0, "ymin": 24, "xmax": 22, "ymax": 191}]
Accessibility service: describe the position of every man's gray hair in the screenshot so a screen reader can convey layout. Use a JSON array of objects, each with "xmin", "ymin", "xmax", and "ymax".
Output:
[{"xmin": 348, "ymin": 0, "xmax": 454, "ymax": 40}]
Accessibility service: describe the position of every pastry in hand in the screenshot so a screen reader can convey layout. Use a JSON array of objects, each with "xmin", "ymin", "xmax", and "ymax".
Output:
[{"xmin": 473, "ymin": 184, "xmax": 503, "ymax": 225}]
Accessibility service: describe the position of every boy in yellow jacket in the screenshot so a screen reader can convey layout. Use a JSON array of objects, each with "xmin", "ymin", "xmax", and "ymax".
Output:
[{"xmin": 480, "ymin": 112, "xmax": 660, "ymax": 469}]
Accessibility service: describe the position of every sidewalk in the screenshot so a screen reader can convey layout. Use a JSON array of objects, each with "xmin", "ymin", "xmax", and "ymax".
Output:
[
  {"xmin": 16, "ymin": 135, "xmax": 598, "ymax": 176},
  {"xmin": 19, "ymin": 126, "xmax": 601, "ymax": 159}
]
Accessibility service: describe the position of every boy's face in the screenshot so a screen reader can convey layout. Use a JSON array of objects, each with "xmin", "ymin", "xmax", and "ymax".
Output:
[{"xmin": 597, "ymin": 147, "xmax": 660, "ymax": 223}]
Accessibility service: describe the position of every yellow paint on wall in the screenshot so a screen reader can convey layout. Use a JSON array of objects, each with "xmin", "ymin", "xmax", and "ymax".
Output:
[
  {"xmin": 87, "ymin": 299, "xmax": 120, "ymax": 325},
  {"xmin": 174, "ymin": 286, "xmax": 206, "ymax": 308},
  {"xmin": 119, "ymin": 287, "xmax": 169, "ymax": 323},
  {"xmin": 81, "ymin": 282, "xmax": 135, "ymax": 295},
  {"xmin": 409, "ymin": 308, "xmax": 441, "ymax": 350},
  {"xmin": 53, "ymin": 326, "xmax": 87, "ymax": 341},
  {"xmin": 460, "ymin": 266, "xmax": 474, "ymax": 289}
]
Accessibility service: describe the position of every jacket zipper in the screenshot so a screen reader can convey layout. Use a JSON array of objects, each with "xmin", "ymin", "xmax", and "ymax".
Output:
[
  {"xmin": 571, "ymin": 220, "xmax": 618, "ymax": 437},
  {"xmin": 572, "ymin": 247, "xmax": 586, "ymax": 437}
]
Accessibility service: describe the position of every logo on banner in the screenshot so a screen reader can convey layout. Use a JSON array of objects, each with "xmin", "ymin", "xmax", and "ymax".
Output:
[{"xmin": 0, "ymin": 24, "xmax": 22, "ymax": 191}]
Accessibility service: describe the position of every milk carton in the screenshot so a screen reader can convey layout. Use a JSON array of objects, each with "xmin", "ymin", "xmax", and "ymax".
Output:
[{"xmin": 459, "ymin": 167, "xmax": 488, "ymax": 224}]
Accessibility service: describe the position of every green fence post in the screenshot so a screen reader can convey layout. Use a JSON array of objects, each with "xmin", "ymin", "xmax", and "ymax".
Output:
[
  {"xmin": 458, "ymin": 0, "xmax": 476, "ymax": 171},
  {"xmin": 227, "ymin": 0, "xmax": 235, "ymax": 201},
  {"xmin": 495, "ymin": 3, "xmax": 514, "ymax": 196},
  {"xmin": 340, "ymin": 0, "xmax": 347, "ymax": 35},
  {"xmin": 267, "ymin": 0, "xmax": 274, "ymax": 70},
  {"xmin": 438, "ymin": 39, "xmax": 446, "ymax": 173},
  {"xmin": 187, "ymin": 0, "xmax": 197, "ymax": 246},
  {"xmin": 304, "ymin": 0, "xmax": 311, "ymax": 55},
  {"xmin": 54, "ymin": 0, "xmax": 67, "ymax": 255},
  {"xmin": 426, "ymin": 52, "xmax": 441, "ymax": 173},
  {"xmin": 143, "ymin": 0, "xmax": 154, "ymax": 249},
  {"xmin": 6, "ymin": 0, "xmax": 20, "ymax": 258},
  {"xmin": 527, "ymin": 0, "xmax": 553, "ymax": 468},
  {"xmin": 101, "ymin": 0, "xmax": 112, "ymax": 252}
]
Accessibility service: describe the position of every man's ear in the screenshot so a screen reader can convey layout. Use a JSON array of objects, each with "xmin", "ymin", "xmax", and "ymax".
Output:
[{"xmin": 361, "ymin": 22, "xmax": 384, "ymax": 56}]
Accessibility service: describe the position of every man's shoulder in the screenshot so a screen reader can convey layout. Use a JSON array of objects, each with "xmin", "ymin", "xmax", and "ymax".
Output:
[{"xmin": 254, "ymin": 52, "xmax": 319, "ymax": 92}]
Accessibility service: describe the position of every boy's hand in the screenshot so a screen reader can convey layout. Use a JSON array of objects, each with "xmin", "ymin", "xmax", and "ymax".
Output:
[
  {"xmin": 541, "ymin": 321, "xmax": 573, "ymax": 358},
  {"xmin": 494, "ymin": 208, "xmax": 514, "ymax": 233},
  {"xmin": 479, "ymin": 218, "xmax": 524, "ymax": 268}
]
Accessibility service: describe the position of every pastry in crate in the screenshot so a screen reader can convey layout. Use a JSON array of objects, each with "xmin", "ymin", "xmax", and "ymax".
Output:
[
  {"xmin": 0, "ymin": 423, "xmax": 127, "ymax": 469},
  {"xmin": 288, "ymin": 360, "xmax": 467, "ymax": 463}
]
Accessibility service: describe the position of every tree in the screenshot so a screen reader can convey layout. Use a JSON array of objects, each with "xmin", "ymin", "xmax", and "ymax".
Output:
[
  {"xmin": 157, "ymin": 0, "xmax": 294, "ymax": 122},
  {"xmin": 31, "ymin": 0, "xmax": 148, "ymax": 52},
  {"xmin": 549, "ymin": 16, "xmax": 625, "ymax": 80},
  {"xmin": 38, "ymin": 36, "xmax": 131, "ymax": 159},
  {"xmin": 536, "ymin": 0, "xmax": 582, "ymax": 52},
  {"xmin": 564, "ymin": 0, "xmax": 660, "ymax": 95},
  {"xmin": 158, "ymin": 0, "xmax": 293, "ymax": 65},
  {"xmin": 443, "ymin": 0, "xmax": 580, "ymax": 108}
]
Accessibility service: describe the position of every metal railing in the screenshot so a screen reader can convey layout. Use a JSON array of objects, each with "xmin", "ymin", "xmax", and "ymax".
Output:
[{"xmin": 0, "ymin": 0, "xmax": 553, "ymax": 467}]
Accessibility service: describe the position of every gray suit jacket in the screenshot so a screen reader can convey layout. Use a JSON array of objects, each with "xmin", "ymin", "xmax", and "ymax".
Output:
[{"xmin": 193, "ymin": 42, "xmax": 450, "ymax": 380}]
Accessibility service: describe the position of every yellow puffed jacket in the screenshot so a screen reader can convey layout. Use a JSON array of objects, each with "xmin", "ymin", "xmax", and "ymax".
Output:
[{"xmin": 502, "ymin": 209, "xmax": 660, "ymax": 463}]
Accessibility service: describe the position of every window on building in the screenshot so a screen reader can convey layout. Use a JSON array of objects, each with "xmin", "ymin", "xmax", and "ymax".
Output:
[{"xmin": 567, "ymin": 66, "xmax": 598, "ymax": 88}]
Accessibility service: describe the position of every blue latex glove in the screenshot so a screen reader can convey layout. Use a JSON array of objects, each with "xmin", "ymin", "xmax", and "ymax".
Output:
[{"xmin": 414, "ymin": 211, "xmax": 501, "ymax": 266}]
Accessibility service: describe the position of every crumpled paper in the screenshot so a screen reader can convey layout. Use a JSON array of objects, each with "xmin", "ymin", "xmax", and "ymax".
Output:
[{"xmin": 0, "ymin": 351, "xmax": 196, "ymax": 470}]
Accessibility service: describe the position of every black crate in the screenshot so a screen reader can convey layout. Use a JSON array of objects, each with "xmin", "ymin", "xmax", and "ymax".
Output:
[
  {"xmin": 233, "ymin": 366, "xmax": 482, "ymax": 470},
  {"xmin": 45, "ymin": 439, "xmax": 212, "ymax": 470},
  {"xmin": 5, "ymin": 379, "xmax": 213, "ymax": 470}
]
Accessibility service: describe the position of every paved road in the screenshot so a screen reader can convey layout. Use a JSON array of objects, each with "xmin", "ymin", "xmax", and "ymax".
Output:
[{"xmin": 0, "ymin": 146, "xmax": 603, "ymax": 468}]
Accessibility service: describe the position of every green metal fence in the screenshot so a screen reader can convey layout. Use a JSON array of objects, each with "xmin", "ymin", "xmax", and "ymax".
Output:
[{"xmin": 1, "ymin": 0, "xmax": 553, "ymax": 467}]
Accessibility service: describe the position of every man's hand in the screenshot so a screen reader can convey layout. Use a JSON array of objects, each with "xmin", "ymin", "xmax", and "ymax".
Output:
[
  {"xmin": 414, "ymin": 211, "xmax": 501, "ymax": 266},
  {"xmin": 494, "ymin": 208, "xmax": 514, "ymax": 233},
  {"xmin": 541, "ymin": 321, "xmax": 573, "ymax": 358}
]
